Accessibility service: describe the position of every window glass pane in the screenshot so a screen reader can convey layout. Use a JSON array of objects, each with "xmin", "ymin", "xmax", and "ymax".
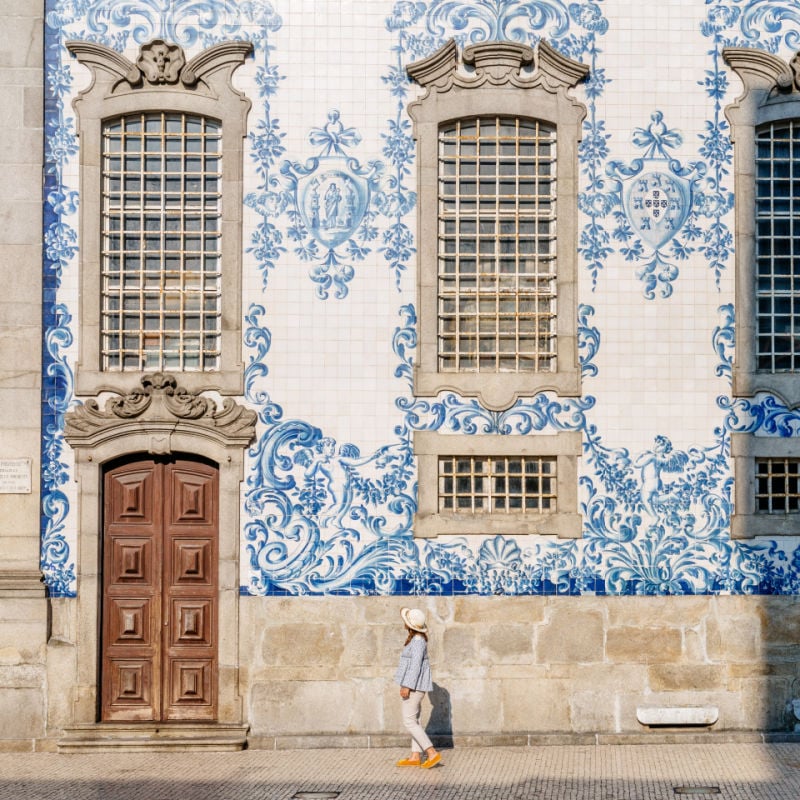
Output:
[
  {"xmin": 101, "ymin": 112, "xmax": 222, "ymax": 372},
  {"xmin": 437, "ymin": 116, "xmax": 557, "ymax": 373},
  {"xmin": 755, "ymin": 458, "xmax": 800, "ymax": 513},
  {"xmin": 438, "ymin": 455, "xmax": 557, "ymax": 514}
]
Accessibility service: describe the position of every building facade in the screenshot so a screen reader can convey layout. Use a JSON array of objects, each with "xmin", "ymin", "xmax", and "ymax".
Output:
[{"xmin": 3, "ymin": 0, "xmax": 800, "ymax": 751}]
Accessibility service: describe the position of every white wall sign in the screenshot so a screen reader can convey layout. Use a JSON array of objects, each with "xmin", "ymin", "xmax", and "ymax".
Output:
[{"xmin": 0, "ymin": 459, "xmax": 32, "ymax": 494}]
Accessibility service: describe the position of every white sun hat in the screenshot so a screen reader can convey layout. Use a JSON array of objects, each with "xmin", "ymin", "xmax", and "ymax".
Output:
[{"xmin": 400, "ymin": 607, "xmax": 428, "ymax": 633}]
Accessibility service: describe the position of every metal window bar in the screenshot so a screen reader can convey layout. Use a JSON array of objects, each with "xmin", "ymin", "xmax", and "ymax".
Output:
[
  {"xmin": 755, "ymin": 120, "xmax": 800, "ymax": 373},
  {"xmin": 438, "ymin": 455, "xmax": 557, "ymax": 513},
  {"xmin": 101, "ymin": 112, "xmax": 222, "ymax": 371},
  {"xmin": 755, "ymin": 457, "xmax": 800, "ymax": 513},
  {"xmin": 437, "ymin": 116, "xmax": 557, "ymax": 373}
]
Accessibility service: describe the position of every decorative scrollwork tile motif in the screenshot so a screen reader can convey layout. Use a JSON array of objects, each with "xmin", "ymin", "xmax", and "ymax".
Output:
[{"xmin": 41, "ymin": 0, "xmax": 800, "ymax": 597}]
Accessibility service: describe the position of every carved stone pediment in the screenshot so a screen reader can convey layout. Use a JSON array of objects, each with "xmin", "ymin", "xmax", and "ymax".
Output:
[
  {"xmin": 66, "ymin": 37, "xmax": 252, "ymax": 94},
  {"xmin": 64, "ymin": 373, "xmax": 256, "ymax": 452},
  {"xmin": 407, "ymin": 38, "xmax": 588, "ymax": 95},
  {"xmin": 723, "ymin": 47, "xmax": 799, "ymax": 96}
]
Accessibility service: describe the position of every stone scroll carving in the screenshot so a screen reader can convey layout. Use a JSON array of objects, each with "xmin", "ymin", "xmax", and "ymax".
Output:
[
  {"xmin": 723, "ymin": 47, "xmax": 800, "ymax": 96},
  {"xmin": 725, "ymin": 46, "xmax": 800, "ymax": 96},
  {"xmin": 64, "ymin": 373, "xmax": 256, "ymax": 452},
  {"xmin": 406, "ymin": 38, "xmax": 589, "ymax": 95},
  {"xmin": 66, "ymin": 37, "xmax": 252, "ymax": 93},
  {"xmin": 137, "ymin": 39, "xmax": 186, "ymax": 85}
]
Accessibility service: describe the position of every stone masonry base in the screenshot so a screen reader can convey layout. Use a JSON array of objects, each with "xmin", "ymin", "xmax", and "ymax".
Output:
[{"xmin": 4, "ymin": 593, "xmax": 800, "ymax": 751}]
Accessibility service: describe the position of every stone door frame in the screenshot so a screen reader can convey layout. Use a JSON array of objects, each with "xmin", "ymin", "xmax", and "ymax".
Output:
[{"xmin": 55, "ymin": 374, "xmax": 255, "ymax": 732}]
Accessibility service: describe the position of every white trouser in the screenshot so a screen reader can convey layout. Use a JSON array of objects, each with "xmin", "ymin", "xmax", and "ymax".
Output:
[{"xmin": 401, "ymin": 690, "xmax": 433, "ymax": 754}]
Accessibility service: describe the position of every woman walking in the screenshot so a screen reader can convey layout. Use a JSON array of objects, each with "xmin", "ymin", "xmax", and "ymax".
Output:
[{"xmin": 394, "ymin": 607, "xmax": 441, "ymax": 768}]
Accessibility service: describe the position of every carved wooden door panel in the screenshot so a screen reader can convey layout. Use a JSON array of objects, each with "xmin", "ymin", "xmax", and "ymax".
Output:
[
  {"xmin": 102, "ymin": 461, "xmax": 160, "ymax": 721},
  {"xmin": 102, "ymin": 457, "xmax": 218, "ymax": 722},
  {"xmin": 162, "ymin": 461, "xmax": 218, "ymax": 720}
]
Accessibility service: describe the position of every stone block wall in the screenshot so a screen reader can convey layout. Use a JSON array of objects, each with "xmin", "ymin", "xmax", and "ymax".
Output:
[
  {"xmin": 0, "ymin": 0, "xmax": 47, "ymax": 753},
  {"xmin": 0, "ymin": 591, "xmax": 47, "ymax": 750},
  {"xmin": 8, "ymin": 0, "xmax": 800, "ymax": 752},
  {"xmin": 242, "ymin": 595, "xmax": 800, "ymax": 746}
]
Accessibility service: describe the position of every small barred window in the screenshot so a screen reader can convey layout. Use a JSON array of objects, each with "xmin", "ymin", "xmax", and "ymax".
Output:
[
  {"xmin": 437, "ymin": 116, "xmax": 556, "ymax": 374},
  {"xmin": 438, "ymin": 455, "xmax": 557, "ymax": 513},
  {"xmin": 755, "ymin": 457, "xmax": 800, "ymax": 513},
  {"xmin": 101, "ymin": 112, "xmax": 222, "ymax": 371}
]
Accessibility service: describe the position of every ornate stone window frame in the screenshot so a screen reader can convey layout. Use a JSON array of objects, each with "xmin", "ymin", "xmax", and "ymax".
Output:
[
  {"xmin": 66, "ymin": 39, "xmax": 252, "ymax": 397},
  {"xmin": 414, "ymin": 430, "xmax": 582, "ymax": 539},
  {"xmin": 724, "ymin": 47, "xmax": 800, "ymax": 406},
  {"xmin": 406, "ymin": 39, "xmax": 588, "ymax": 411},
  {"xmin": 56, "ymin": 374, "xmax": 256, "ymax": 729},
  {"xmin": 731, "ymin": 433, "xmax": 800, "ymax": 538}
]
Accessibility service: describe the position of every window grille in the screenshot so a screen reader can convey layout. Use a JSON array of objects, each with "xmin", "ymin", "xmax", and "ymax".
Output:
[
  {"xmin": 437, "ymin": 116, "xmax": 556, "ymax": 374},
  {"xmin": 438, "ymin": 455, "xmax": 557, "ymax": 513},
  {"xmin": 755, "ymin": 120, "xmax": 800, "ymax": 373},
  {"xmin": 101, "ymin": 112, "xmax": 222, "ymax": 371},
  {"xmin": 755, "ymin": 457, "xmax": 800, "ymax": 513}
]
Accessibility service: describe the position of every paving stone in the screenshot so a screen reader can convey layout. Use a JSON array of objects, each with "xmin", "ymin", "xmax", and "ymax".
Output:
[{"xmin": 0, "ymin": 743, "xmax": 800, "ymax": 799}]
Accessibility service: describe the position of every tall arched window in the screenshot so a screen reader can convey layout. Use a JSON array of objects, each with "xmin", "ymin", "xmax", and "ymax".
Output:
[
  {"xmin": 725, "ymin": 47, "xmax": 800, "ymax": 539},
  {"xmin": 101, "ymin": 112, "xmax": 223, "ymax": 372},
  {"xmin": 437, "ymin": 115, "xmax": 557, "ymax": 376},
  {"xmin": 67, "ymin": 38, "xmax": 251, "ymax": 395},
  {"xmin": 725, "ymin": 47, "xmax": 800, "ymax": 406}
]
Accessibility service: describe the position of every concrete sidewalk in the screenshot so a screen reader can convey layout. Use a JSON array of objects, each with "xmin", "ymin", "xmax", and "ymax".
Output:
[{"xmin": 1, "ymin": 743, "xmax": 800, "ymax": 800}]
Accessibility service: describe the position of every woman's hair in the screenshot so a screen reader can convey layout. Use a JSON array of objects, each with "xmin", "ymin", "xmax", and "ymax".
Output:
[{"xmin": 404, "ymin": 627, "xmax": 428, "ymax": 645}]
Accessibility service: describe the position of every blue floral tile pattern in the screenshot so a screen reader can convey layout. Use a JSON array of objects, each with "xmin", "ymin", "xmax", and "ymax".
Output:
[{"xmin": 40, "ymin": 0, "xmax": 800, "ymax": 598}]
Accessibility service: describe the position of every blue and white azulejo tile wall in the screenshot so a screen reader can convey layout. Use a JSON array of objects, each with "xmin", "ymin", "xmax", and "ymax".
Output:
[{"xmin": 41, "ymin": 0, "xmax": 800, "ymax": 598}]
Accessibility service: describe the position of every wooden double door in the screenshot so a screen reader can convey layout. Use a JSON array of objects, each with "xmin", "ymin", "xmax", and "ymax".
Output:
[{"xmin": 102, "ymin": 456, "xmax": 219, "ymax": 722}]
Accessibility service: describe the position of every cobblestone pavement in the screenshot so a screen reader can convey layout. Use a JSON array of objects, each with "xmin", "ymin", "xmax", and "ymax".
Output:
[{"xmin": 2, "ymin": 743, "xmax": 800, "ymax": 800}]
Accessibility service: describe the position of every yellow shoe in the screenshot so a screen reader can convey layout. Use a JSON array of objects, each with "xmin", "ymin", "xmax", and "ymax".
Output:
[
  {"xmin": 421, "ymin": 752, "xmax": 441, "ymax": 769},
  {"xmin": 396, "ymin": 757, "xmax": 422, "ymax": 767}
]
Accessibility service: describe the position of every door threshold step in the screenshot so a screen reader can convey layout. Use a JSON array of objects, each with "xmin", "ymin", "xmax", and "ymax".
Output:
[{"xmin": 58, "ymin": 723, "xmax": 249, "ymax": 752}]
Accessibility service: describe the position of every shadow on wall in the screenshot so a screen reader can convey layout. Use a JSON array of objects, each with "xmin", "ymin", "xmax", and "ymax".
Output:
[
  {"xmin": 755, "ymin": 596, "xmax": 800, "ymax": 733},
  {"xmin": 427, "ymin": 682, "xmax": 453, "ymax": 748}
]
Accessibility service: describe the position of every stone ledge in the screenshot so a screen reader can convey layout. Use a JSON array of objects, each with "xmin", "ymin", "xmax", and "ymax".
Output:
[
  {"xmin": 13, "ymin": 729, "xmax": 800, "ymax": 753},
  {"xmin": 636, "ymin": 706, "xmax": 719, "ymax": 727},
  {"xmin": 58, "ymin": 723, "xmax": 249, "ymax": 753},
  {"xmin": 0, "ymin": 738, "xmax": 36, "ymax": 753},
  {"xmin": 245, "ymin": 730, "xmax": 800, "ymax": 750},
  {"xmin": 596, "ymin": 731, "xmax": 765, "ymax": 745},
  {"xmin": 249, "ymin": 734, "xmax": 378, "ymax": 751},
  {"xmin": 0, "ymin": 570, "xmax": 45, "ymax": 598}
]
